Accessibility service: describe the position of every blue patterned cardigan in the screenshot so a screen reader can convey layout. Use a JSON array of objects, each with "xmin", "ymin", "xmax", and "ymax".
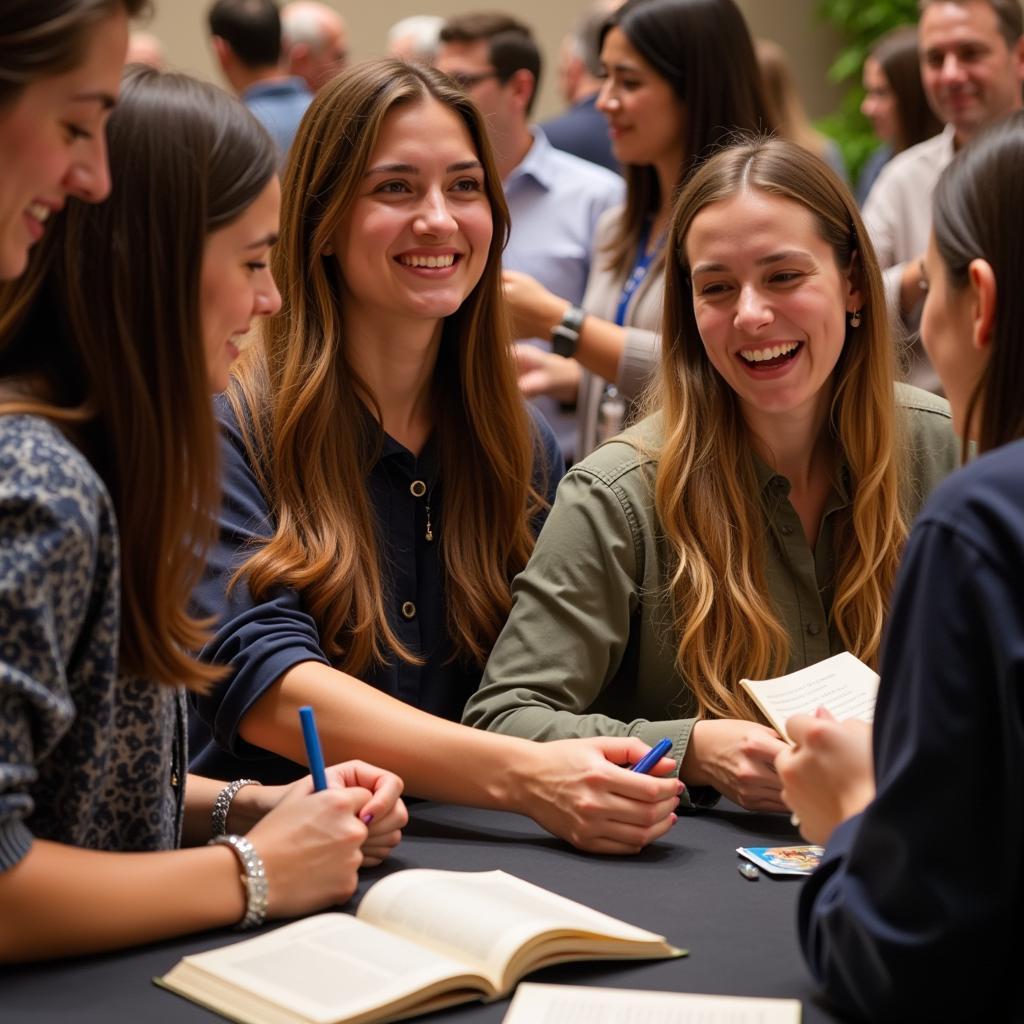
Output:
[{"xmin": 0, "ymin": 414, "xmax": 184, "ymax": 871}]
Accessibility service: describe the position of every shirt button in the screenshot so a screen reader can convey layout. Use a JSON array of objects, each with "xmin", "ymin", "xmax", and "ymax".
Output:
[
  {"xmin": 401, "ymin": 601, "xmax": 417, "ymax": 620},
  {"xmin": 806, "ymin": 622, "xmax": 822, "ymax": 636},
  {"xmin": 410, "ymin": 480, "xmax": 427, "ymax": 497}
]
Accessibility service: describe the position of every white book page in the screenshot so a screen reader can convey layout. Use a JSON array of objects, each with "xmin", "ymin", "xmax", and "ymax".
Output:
[
  {"xmin": 740, "ymin": 652, "xmax": 879, "ymax": 740},
  {"xmin": 503, "ymin": 983, "xmax": 801, "ymax": 1024},
  {"xmin": 169, "ymin": 914, "xmax": 475, "ymax": 1024},
  {"xmin": 357, "ymin": 870, "xmax": 665, "ymax": 985}
]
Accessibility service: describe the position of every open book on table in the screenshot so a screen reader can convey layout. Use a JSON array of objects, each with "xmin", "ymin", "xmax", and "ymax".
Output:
[
  {"xmin": 156, "ymin": 868, "xmax": 685, "ymax": 1024},
  {"xmin": 739, "ymin": 651, "xmax": 879, "ymax": 741}
]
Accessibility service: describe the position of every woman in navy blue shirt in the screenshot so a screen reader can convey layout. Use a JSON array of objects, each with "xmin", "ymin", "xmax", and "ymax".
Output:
[
  {"xmin": 191, "ymin": 58, "xmax": 682, "ymax": 856},
  {"xmin": 777, "ymin": 110, "xmax": 1024, "ymax": 1021}
]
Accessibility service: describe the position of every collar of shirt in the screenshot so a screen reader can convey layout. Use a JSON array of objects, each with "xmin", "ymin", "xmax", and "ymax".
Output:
[
  {"xmin": 242, "ymin": 77, "xmax": 311, "ymax": 103},
  {"xmin": 504, "ymin": 126, "xmax": 558, "ymax": 194},
  {"xmin": 753, "ymin": 449, "xmax": 852, "ymax": 515}
]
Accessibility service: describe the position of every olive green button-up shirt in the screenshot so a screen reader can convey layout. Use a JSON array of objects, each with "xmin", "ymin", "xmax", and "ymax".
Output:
[{"xmin": 464, "ymin": 384, "xmax": 960, "ymax": 796}]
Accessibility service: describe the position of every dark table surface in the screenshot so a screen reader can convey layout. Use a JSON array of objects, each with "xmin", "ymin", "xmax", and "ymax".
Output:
[{"xmin": 1, "ymin": 800, "xmax": 847, "ymax": 1022}]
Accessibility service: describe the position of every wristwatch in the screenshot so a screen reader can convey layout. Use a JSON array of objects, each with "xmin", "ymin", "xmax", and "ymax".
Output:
[{"xmin": 551, "ymin": 304, "xmax": 586, "ymax": 359}]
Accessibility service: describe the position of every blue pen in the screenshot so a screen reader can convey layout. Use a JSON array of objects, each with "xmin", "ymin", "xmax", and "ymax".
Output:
[
  {"xmin": 631, "ymin": 737, "xmax": 673, "ymax": 773},
  {"xmin": 299, "ymin": 705, "xmax": 328, "ymax": 792}
]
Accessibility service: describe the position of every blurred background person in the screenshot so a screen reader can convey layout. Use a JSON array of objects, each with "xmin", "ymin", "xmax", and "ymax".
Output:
[
  {"xmin": 126, "ymin": 29, "xmax": 166, "ymax": 69},
  {"xmin": 436, "ymin": 12, "xmax": 622, "ymax": 461},
  {"xmin": 863, "ymin": 0, "xmax": 1024, "ymax": 393},
  {"xmin": 857, "ymin": 25, "xmax": 943, "ymax": 205},
  {"xmin": 756, "ymin": 37, "xmax": 846, "ymax": 181},
  {"xmin": 207, "ymin": 0, "xmax": 311, "ymax": 160},
  {"xmin": 281, "ymin": 0, "xmax": 348, "ymax": 93},
  {"xmin": 541, "ymin": 1, "xmax": 621, "ymax": 172},
  {"xmin": 387, "ymin": 14, "xmax": 444, "ymax": 64},
  {"xmin": 499, "ymin": 0, "xmax": 773, "ymax": 459}
]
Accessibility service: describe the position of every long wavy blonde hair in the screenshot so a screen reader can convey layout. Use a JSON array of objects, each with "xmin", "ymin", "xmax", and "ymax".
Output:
[
  {"xmin": 229, "ymin": 59, "xmax": 544, "ymax": 675},
  {"xmin": 651, "ymin": 138, "xmax": 906, "ymax": 721}
]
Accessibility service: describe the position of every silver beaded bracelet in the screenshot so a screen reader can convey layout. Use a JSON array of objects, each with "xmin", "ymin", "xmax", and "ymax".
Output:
[
  {"xmin": 209, "ymin": 833, "xmax": 269, "ymax": 929},
  {"xmin": 211, "ymin": 778, "xmax": 261, "ymax": 838}
]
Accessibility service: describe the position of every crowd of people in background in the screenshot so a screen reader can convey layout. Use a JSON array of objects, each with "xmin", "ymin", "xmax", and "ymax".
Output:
[{"xmin": 3, "ymin": 0, "xmax": 1024, "ymax": 1020}]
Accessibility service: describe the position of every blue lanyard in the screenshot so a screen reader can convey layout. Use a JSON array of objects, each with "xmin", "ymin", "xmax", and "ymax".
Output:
[{"xmin": 615, "ymin": 223, "xmax": 663, "ymax": 327}]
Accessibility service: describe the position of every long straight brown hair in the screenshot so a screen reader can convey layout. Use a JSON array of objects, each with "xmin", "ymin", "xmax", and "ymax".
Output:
[
  {"xmin": 230, "ymin": 58, "xmax": 544, "ymax": 675},
  {"xmin": 0, "ymin": 67, "xmax": 278, "ymax": 689},
  {"xmin": 651, "ymin": 138, "xmax": 906, "ymax": 721},
  {"xmin": 599, "ymin": 0, "xmax": 772, "ymax": 278}
]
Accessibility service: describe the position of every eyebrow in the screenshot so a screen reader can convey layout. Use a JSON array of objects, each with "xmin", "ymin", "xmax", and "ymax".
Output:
[
  {"xmin": 246, "ymin": 233, "xmax": 279, "ymax": 249},
  {"xmin": 691, "ymin": 250, "xmax": 812, "ymax": 275},
  {"xmin": 363, "ymin": 160, "xmax": 483, "ymax": 176},
  {"xmin": 602, "ymin": 61, "xmax": 643, "ymax": 75},
  {"xmin": 70, "ymin": 91, "xmax": 117, "ymax": 110}
]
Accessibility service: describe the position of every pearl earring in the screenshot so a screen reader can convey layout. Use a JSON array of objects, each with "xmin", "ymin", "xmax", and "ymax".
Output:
[{"xmin": 849, "ymin": 308, "xmax": 862, "ymax": 328}]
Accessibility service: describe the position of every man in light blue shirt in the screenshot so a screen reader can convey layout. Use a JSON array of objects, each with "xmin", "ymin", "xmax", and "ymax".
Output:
[
  {"xmin": 436, "ymin": 13, "xmax": 623, "ymax": 460},
  {"xmin": 209, "ymin": 0, "xmax": 312, "ymax": 163}
]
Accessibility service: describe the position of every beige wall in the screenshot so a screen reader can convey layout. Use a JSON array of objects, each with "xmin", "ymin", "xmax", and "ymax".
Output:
[{"xmin": 142, "ymin": 0, "xmax": 842, "ymax": 121}]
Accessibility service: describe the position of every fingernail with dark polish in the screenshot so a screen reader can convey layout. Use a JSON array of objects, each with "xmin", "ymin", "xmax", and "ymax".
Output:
[{"xmin": 361, "ymin": 813, "xmax": 374, "ymax": 824}]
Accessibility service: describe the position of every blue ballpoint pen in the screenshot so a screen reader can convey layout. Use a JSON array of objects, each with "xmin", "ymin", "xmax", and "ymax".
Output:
[
  {"xmin": 631, "ymin": 737, "xmax": 673, "ymax": 773},
  {"xmin": 299, "ymin": 705, "xmax": 329, "ymax": 792}
]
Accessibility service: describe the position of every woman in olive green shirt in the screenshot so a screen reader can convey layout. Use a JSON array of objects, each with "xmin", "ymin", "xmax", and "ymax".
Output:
[{"xmin": 465, "ymin": 139, "xmax": 960, "ymax": 812}]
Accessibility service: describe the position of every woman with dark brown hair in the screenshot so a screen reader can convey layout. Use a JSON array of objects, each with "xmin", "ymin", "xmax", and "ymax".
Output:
[
  {"xmin": 0, "ymin": 0, "xmax": 144, "ymax": 279},
  {"xmin": 190, "ymin": 57, "xmax": 683, "ymax": 855},
  {"xmin": 0, "ymin": 67, "xmax": 397, "ymax": 962},
  {"xmin": 503, "ymin": 0, "xmax": 773, "ymax": 457},
  {"xmin": 857, "ymin": 25, "xmax": 943, "ymax": 204}
]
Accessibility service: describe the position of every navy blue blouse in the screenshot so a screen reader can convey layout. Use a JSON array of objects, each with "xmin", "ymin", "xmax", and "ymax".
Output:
[
  {"xmin": 798, "ymin": 437, "xmax": 1024, "ymax": 1021},
  {"xmin": 188, "ymin": 397, "xmax": 563, "ymax": 784}
]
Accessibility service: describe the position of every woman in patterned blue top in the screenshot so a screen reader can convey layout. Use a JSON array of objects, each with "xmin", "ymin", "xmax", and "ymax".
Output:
[{"xmin": 0, "ymin": 62, "xmax": 404, "ymax": 961}]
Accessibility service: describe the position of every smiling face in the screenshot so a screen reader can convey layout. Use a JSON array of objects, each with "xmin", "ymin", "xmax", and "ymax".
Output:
[
  {"xmin": 919, "ymin": 0, "xmax": 1024, "ymax": 143},
  {"xmin": 0, "ymin": 10, "xmax": 128, "ymax": 280},
  {"xmin": 199, "ymin": 177, "xmax": 282, "ymax": 393},
  {"xmin": 596, "ymin": 26, "xmax": 685, "ymax": 170},
  {"xmin": 861, "ymin": 57, "xmax": 899, "ymax": 143},
  {"xmin": 330, "ymin": 97, "xmax": 493, "ymax": 338},
  {"xmin": 686, "ymin": 188, "xmax": 859, "ymax": 427}
]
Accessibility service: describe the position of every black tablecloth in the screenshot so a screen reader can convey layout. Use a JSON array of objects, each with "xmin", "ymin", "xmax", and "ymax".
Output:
[{"xmin": 1, "ymin": 800, "xmax": 847, "ymax": 1022}]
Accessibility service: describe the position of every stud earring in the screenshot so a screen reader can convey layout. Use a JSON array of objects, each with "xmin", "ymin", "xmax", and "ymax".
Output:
[{"xmin": 849, "ymin": 308, "xmax": 862, "ymax": 328}]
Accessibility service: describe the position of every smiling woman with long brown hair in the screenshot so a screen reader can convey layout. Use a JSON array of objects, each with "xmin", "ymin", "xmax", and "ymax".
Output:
[{"xmin": 190, "ymin": 58, "xmax": 683, "ymax": 856}]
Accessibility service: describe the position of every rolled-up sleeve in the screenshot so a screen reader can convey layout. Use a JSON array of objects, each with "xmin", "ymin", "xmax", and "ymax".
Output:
[{"xmin": 190, "ymin": 403, "xmax": 330, "ymax": 760}]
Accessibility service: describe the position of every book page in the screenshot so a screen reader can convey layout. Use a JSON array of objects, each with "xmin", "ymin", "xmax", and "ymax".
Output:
[
  {"xmin": 160, "ymin": 913, "xmax": 482, "ymax": 1024},
  {"xmin": 357, "ymin": 870, "xmax": 669, "ymax": 989},
  {"xmin": 503, "ymin": 984, "xmax": 801, "ymax": 1024},
  {"xmin": 739, "ymin": 652, "xmax": 879, "ymax": 740}
]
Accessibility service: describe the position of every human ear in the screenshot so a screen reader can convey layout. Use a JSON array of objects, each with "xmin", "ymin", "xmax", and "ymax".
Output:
[
  {"xmin": 843, "ymin": 249, "xmax": 864, "ymax": 314},
  {"xmin": 967, "ymin": 258, "xmax": 996, "ymax": 353},
  {"xmin": 509, "ymin": 69, "xmax": 537, "ymax": 115}
]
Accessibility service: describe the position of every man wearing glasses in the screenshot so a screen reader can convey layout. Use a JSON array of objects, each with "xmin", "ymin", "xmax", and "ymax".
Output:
[{"xmin": 436, "ymin": 13, "xmax": 623, "ymax": 461}]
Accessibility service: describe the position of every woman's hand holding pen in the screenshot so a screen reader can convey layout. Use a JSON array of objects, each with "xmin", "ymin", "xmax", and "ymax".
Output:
[
  {"xmin": 775, "ymin": 710, "xmax": 875, "ymax": 845},
  {"xmin": 513, "ymin": 737, "xmax": 682, "ymax": 856},
  {"xmin": 244, "ymin": 782, "xmax": 370, "ymax": 918},
  {"xmin": 681, "ymin": 719, "xmax": 789, "ymax": 812}
]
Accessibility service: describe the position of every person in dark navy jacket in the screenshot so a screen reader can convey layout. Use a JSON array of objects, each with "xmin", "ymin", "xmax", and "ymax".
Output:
[{"xmin": 777, "ymin": 110, "xmax": 1024, "ymax": 1022}]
